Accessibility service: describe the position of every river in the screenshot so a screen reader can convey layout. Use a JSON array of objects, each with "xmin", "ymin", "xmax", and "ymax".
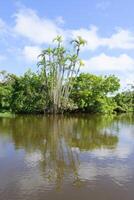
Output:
[{"xmin": 0, "ymin": 114, "xmax": 134, "ymax": 200}]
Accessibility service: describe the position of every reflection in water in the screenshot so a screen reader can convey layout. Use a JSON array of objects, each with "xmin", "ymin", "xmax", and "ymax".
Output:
[{"xmin": 0, "ymin": 114, "xmax": 134, "ymax": 200}]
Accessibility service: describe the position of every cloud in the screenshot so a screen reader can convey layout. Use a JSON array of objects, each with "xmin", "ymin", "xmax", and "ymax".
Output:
[
  {"xmin": 14, "ymin": 8, "xmax": 64, "ymax": 44},
  {"xmin": 103, "ymin": 28, "xmax": 134, "ymax": 49},
  {"xmin": 83, "ymin": 53, "xmax": 134, "ymax": 88},
  {"xmin": 123, "ymin": 74, "xmax": 134, "ymax": 87},
  {"xmin": 23, "ymin": 48, "xmax": 134, "ymax": 88},
  {"xmin": 71, "ymin": 26, "xmax": 134, "ymax": 50},
  {"xmin": 71, "ymin": 26, "xmax": 102, "ymax": 51},
  {"xmin": 84, "ymin": 53, "xmax": 134, "ymax": 72},
  {"xmin": 12, "ymin": 7, "xmax": 134, "ymax": 51},
  {"xmin": 22, "ymin": 46, "xmax": 42, "ymax": 62}
]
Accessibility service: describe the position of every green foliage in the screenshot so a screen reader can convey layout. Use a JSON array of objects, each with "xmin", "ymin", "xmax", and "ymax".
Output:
[
  {"xmin": 114, "ymin": 89, "xmax": 134, "ymax": 113},
  {"xmin": 0, "ymin": 69, "xmax": 133, "ymax": 114},
  {"xmin": 0, "ymin": 71, "xmax": 13, "ymax": 112},
  {"xmin": 10, "ymin": 70, "xmax": 45, "ymax": 113},
  {"xmin": 71, "ymin": 73, "xmax": 120, "ymax": 113}
]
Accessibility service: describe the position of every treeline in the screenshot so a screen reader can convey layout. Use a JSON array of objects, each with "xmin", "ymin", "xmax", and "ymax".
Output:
[
  {"xmin": 0, "ymin": 36, "xmax": 134, "ymax": 114},
  {"xmin": 0, "ymin": 70, "xmax": 133, "ymax": 114}
]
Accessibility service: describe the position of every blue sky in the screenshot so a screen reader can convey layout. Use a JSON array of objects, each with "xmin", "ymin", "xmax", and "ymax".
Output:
[{"xmin": 0, "ymin": 0, "xmax": 134, "ymax": 88}]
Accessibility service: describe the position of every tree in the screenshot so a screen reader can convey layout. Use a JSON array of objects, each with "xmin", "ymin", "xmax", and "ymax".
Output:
[
  {"xmin": 114, "ymin": 84, "xmax": 134, "ymax": 113},
  {"xmin": 38, "ymin": 36, "xmax": 86, "ymax": 114},
  {"xmin": 0, "ymin": 71, "xmax": 13, "ymax": 112},
  {"xmin": 10, "ymin": 70, "xmax": 45, "ymax": 113},
  {"xmin": 71, "ymin": 73, "xmax": 120, "ymax": 113}
]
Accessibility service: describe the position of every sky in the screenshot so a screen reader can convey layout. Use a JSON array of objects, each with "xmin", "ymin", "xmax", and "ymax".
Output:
[{"xmin": 0, "ymin": 0, "xmax": 134, "ymax": 89}]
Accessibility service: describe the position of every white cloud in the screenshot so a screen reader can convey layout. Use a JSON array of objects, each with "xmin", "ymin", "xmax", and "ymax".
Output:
[
  {"xmin": 71, "ymin": 26, "xmax": 102, "ymax": 51},
  {"xmin": 84, "ymin": 53, "xmax": 134, "ymax": 72},
  {"xmin": 12, "ymin": 7, "xmax": 134, "ymax": 51},
  {"xmin": 124, "ymin": 74, "xmax": 134, "ymax": 86},
  {"xmin": 103, "ymin": 28, "xmax": 134, "ymax": 49},
  {"xmin": 120, "ymin": 73, "xmax": 134, "ymax": 90},
  {"xmin": 83, "ymin": 53, "xmax": 134, "ymax": 88},
  {"xmin": 14, "ymin": 8, "xmax": 64, "ymax": 44},
  {"xmin": 23, "ymin": 46, "xmax": 42, "ymax": 62},
  {"xmin": 71, "ymin": 26, "xmax": 134, "ymax": 50}
]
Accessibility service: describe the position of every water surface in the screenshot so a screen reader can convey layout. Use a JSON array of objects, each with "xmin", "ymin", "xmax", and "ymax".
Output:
[{"xmin": 0, "ymin": 114, "xmax": 134, "ymax": 200}]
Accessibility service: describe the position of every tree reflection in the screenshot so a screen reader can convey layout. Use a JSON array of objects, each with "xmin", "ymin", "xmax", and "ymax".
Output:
[{"xmin": 0, "ymin": 114, "xmax": 119, "ymax": 188}]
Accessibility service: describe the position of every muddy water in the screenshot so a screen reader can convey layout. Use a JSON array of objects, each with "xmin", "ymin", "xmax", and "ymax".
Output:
[{"xmin": 0, "ymin": 114, "xmax": 134, "ymax": 200}]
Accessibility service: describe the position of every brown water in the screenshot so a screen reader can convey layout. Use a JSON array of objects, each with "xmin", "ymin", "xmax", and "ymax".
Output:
[{"xmin": 0, "ymin": 114, "xmax": 134, "ymax": 200}]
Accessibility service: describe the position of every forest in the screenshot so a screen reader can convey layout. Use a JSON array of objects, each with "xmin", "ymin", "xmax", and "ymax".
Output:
[{"xmin": 0, "ymin": 36, "xmax": 134, "ymax": 114}]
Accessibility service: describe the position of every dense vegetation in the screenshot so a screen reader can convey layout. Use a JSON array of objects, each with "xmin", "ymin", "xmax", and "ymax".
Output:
[
  {"xmin": 0, "ymin": 69, "xmax": 133, "ymax": 114},
  {"xmin": 0, "ymin": 37, "xmax": 133, "ymax": 114}
]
